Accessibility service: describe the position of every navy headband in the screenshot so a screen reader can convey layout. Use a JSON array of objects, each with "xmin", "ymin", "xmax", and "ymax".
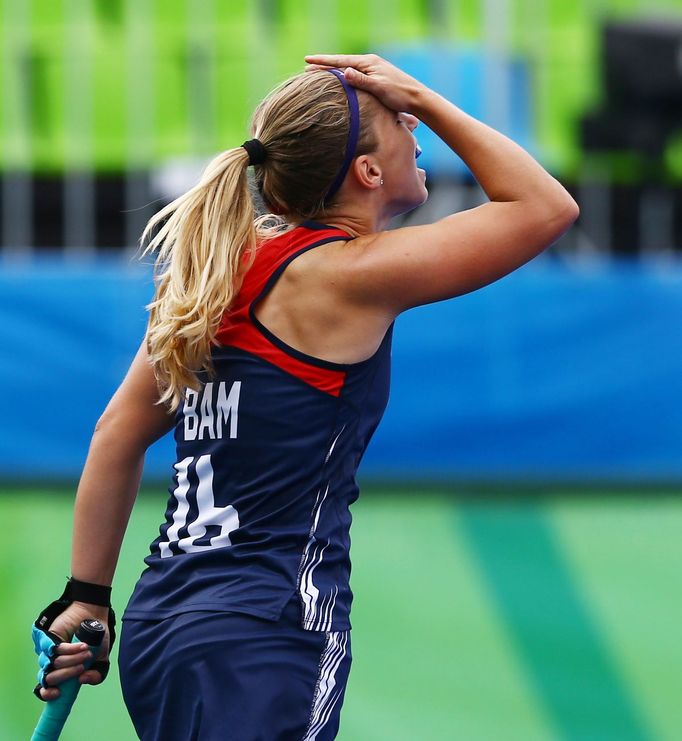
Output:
[{"xmin": 324, "ymin": 68, "xmax": 361, "ymax": 203}]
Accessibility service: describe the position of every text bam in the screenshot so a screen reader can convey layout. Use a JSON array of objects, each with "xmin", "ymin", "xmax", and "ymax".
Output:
[{"xmin": 183, "ymin": 381, "xmax": 241, "ymax": 441}]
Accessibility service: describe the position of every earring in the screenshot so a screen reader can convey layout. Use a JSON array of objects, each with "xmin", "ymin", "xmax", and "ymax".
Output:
[{"xmin": 380, "ymin": 179, "xmax": 384, "ymax": 185}]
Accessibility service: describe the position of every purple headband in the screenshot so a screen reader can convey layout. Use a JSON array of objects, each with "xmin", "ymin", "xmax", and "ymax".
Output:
[{"xmin": 324, "ymin": 68, "xmax": 361, "ymax": 203}]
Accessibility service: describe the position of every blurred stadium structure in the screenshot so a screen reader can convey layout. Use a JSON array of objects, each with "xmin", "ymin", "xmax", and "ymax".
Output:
[
  {"xmin": 4, "ymin": 4, "xmax": 682, "ymax": 741},
  {"xmin": 2, "ymin": 0, "xmax": 682, "ymax": 485},
  {"xmin": 1, "ymin": 0, "xmax": 681, "ymax": 257}
]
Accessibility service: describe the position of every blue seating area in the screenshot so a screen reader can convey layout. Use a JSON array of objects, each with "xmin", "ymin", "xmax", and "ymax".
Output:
[{"xmin": 379, "ymin": 44, "xmax": 536, "ymax": 178}]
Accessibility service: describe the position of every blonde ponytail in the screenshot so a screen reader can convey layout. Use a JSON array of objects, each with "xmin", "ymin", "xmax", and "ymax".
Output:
[{"xmin": 142, "ymin": 146, "xmax": 256, "ymax": 409}]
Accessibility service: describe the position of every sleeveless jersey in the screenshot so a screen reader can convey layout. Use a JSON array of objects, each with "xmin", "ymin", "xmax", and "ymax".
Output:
[{"xmin": 123, "ymin": 221, "xmax": 393, "ymax": 631}]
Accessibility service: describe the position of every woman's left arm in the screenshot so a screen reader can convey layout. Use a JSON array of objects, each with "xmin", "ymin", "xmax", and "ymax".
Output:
[
  {"xmin": 36, "ymin": 340, "xmax": 175, "ymax": 699},
  {"xmin": 70, "ymin": 340, "xmax": 175, "ymax": 585}
]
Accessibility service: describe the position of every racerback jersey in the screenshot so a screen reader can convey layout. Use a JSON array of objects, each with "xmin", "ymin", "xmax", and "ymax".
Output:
[{"xmin": 123, "ymin": 221, "xmax": 393, "ymax": 631}]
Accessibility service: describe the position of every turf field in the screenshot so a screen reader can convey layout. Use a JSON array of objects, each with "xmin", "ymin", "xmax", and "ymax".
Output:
[{"xmin": 5, "ymin": 488, "xmax": 681, "ymax": 740}]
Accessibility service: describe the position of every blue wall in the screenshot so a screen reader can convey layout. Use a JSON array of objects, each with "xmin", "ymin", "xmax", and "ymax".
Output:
[
  {"xmin": 2, "ymin": 256, "xmax": 681, "ymax": 483},
  {"xmin": 380, "ymin": 44, "xmax": 536, "ymax": 179}
]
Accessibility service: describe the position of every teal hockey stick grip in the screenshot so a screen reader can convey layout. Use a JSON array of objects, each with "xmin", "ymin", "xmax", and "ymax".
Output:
[{"xmin": 31, "ymin": 619, "xmax": 105, "ymax": 741}]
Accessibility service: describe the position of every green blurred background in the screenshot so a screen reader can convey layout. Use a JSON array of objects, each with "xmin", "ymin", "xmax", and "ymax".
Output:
[
  {"xmin": 1, "ymin": 0, "xmax": 680, "ymax": 175},
  {"xmin": 5, "ymin": 488, "xmax": 682, "ymax": 739},
  {"xmin": 3, "ymin": 0, "xmax": 682, "ymax": 739}
]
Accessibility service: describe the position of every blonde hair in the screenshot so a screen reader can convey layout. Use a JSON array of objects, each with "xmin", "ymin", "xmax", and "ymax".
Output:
[{"xmin": 143, "ymin": 69, "xmax": 378, "ymax": 408}]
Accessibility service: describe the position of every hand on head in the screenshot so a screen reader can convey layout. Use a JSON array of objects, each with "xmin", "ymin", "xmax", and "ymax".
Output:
[{"xmin": 305, "ymin": 53, "xmax": 426, "ymax": 114}]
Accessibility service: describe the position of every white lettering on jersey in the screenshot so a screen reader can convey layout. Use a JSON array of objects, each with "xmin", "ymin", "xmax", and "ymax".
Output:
[
  {"xmin": 159, "ymin": 455, "xmax": 240, "ymax": 558},
  {"xmin": 183, "ymin": 388, "xmax": 199, "ymax": 440},
  {"xmin": 197, "ymin": 382, "xmax": 216, "ymax": 440},
  {"xmin": 216, "ymin": 380, "xmax": 241, "ymax": 439},
  {"xmin": 182, "ymin": 381, "xmax": 241, "ymax": 441}
]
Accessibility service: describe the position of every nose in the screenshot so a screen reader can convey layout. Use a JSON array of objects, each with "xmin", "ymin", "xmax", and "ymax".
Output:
[{"xmin": 403, "ymin": 113, "xmax": 419, "ymax": 132}]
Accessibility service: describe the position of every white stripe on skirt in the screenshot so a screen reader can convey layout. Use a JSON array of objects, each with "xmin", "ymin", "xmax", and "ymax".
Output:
[{"xmin": 303, "ymin": 631, "xmax": 349, "ymax": 740}]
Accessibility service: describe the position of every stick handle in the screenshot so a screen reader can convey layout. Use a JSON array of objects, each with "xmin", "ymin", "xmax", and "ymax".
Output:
[{"xmin": 31, "ymin": 619, "xmax": 105, "ymax": 741}]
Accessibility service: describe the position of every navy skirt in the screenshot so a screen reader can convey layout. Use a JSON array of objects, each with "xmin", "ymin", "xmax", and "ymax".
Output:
[{"xmin": 118, "ymin": 597, "xmax": 352, "ymax": 741}]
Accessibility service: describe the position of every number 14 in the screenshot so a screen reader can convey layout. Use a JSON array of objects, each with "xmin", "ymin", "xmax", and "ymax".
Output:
[{"xmin": 159, "ymin": 455, "xmax": 240, "ymax": 558}]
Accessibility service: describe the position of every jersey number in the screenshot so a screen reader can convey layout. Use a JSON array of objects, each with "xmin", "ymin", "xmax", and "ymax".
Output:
[{"xmin": 159, "ymin": 455, "xmax": 240, "ymax": 558}]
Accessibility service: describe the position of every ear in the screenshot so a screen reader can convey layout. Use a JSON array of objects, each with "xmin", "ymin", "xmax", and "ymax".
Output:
[{"xmin": 351, "ymin": 155, "xmax": 382, "ymax": 191}]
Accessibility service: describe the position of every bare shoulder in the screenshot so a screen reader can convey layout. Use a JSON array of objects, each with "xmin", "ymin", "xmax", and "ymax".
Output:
[{"xmin": 256, "ymin": 239, "xmax": 394, "ymax": 364}]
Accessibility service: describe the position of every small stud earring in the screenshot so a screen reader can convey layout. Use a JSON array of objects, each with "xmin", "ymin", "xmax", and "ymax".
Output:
[{"xmin": 380, "ymin": 179, "xmax": 384, "ymax": 185}]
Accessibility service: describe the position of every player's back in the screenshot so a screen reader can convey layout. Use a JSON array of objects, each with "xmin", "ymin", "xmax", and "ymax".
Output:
[{"xmin": 124, "ymin": 221, "xmax": 394, "ymax": 632}]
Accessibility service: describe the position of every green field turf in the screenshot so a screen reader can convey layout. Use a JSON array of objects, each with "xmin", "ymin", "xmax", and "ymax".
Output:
[{"xmin": 4, "ymin": 488, "xmax": 681, "ymax": 740}]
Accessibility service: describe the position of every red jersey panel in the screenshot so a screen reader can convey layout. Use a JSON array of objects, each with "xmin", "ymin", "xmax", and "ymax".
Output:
[{"xmin": 216, "ymin": 222, "xmax": 353, "ymax": 396}]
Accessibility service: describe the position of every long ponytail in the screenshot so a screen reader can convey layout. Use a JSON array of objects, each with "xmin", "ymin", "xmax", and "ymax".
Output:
[{"xmin": 142, "ymin": 146, "xmax": 255, "ymax": 409}]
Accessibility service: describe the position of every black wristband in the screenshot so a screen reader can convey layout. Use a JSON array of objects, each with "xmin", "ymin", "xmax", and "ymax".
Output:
[{"xmin": 62, "ymin": 577, "xmax": 112, "ymax": 607}]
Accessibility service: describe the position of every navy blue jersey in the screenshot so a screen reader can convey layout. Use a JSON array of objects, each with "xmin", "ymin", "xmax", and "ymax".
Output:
[{"xmin": 124, "ymin": 221, "xmax": 393, "ymax": 631}]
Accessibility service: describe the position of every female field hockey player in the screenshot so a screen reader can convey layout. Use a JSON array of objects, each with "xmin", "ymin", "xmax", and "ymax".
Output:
[{"xmin": 32, "ymin": 54, "xmax": 578, "ymax": 739}]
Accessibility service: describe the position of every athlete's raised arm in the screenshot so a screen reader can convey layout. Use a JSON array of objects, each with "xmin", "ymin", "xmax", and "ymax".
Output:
[
  {"xmin": 35, "ymin": 341, "xmax": 174, "ymax": 700},
  {"xmin": 306, "ymin": 53, "xmax": 578, "ymax": 314}
]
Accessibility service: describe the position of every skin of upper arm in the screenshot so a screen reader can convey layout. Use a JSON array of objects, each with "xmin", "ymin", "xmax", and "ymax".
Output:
[
  {"xmin": 341, "ymin": 199, "xmax": 578, "ymax": 314},
  {"xmin": 93, "ymin": 341, "xmax": 175, "ymax": 453}
]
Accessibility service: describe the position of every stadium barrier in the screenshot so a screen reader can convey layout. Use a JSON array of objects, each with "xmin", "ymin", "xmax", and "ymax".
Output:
[{"xmin": 2, "ymin": 256, "xmax": 681, "ymax": 483}]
